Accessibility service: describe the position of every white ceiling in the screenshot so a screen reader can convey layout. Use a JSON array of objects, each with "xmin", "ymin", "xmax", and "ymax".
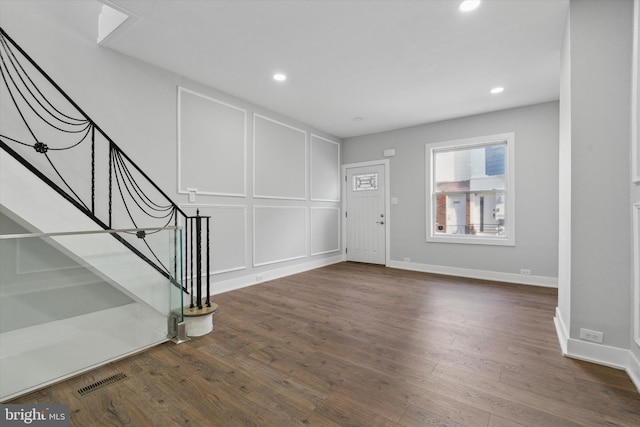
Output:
[{"xmin": 103, "ymin": 0, "xmax": 569, "ymax": 139}]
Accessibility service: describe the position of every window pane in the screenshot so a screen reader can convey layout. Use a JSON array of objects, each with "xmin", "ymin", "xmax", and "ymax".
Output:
[
  {"xmin": 433, "ymin": 191, "xmax": 507, "ymax": 237},
  {"xmin": 433, "ymin": 142, "xmax": 507, "ymax": 238},
  {"xmin": 353, "ymin": 173, "xmax": 378, "ymax": 191},
  {"xmin": 434, "ymin": 142, "xmax": 506, "ymax": 192},
  {"xmin": 485, "ymin": 145, "xmax": 505, "ymax": 176}
]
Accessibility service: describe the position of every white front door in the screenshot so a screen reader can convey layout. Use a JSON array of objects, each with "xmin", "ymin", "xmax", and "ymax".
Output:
[
  {"xmin": 446, "ymin": 194, "xmax": 467, "ymax": 234},
  {"xmin": 345, "ymin": 164, "xmax": 386, "ymax": 264}
]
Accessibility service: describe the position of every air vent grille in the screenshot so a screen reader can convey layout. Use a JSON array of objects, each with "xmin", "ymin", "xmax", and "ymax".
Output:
[{"xmin": 77, "ymin": 372, "xmax": 127, "ymax": 396}]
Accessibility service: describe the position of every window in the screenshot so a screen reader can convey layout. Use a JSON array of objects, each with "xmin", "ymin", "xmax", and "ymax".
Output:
[
  {"xmin": 426, "ymin": 133, "xmax": 515, "ymax": 246},
  {"xmin": 353, "ymin": 173, "xmax": 378, "ymax": 191}
]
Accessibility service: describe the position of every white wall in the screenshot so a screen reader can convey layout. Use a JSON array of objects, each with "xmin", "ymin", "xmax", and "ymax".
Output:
[
  {"xmin": 0, "ymin": 0, "xmax": 343, "ymax": 294},
  {"xmin": 343, "ymin": 102, "xmax": 560, "ymax": 286},
  {"xmin": 555, "ymin": 0, "xmax": 637, "ymax": 383},
  {"xmin": 557, "ymin": 9, "xmax": 573, "ymax": 342},
  {"xmin": 568, "ymin": 0, "xmax": 632, "ymax": 350},
  {"xmin": 633, "ymin": 0, "xmax": 640, "ymax": 382}
]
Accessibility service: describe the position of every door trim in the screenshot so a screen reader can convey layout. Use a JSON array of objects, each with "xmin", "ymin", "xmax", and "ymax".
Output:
[{"xmin": 342, "ymin": 160, "xmax": 390, "ymax": 266}]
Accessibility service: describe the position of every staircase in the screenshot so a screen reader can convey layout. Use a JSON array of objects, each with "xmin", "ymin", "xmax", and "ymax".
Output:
[{"xmin": 0, "ymin": 27, "xmax": 212, "ymax": 401}]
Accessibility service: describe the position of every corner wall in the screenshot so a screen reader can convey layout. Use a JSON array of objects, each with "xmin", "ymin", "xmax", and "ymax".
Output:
[
  {"xmin": 343, "ymin": 102, "xmax": 560, "ymax": 287},
  {"xmin": 628, "ymin": 0, "xmax": 640, "ymax": 387},
  {"xmin": 556, "ymin": 0, "xmax": 636, "ymax": 383},
  {"xmin": 556, "ymin": 6, "xmax": 572, "ymax": 350},
  {"xmin": 568, "ymin": 0, "xmax": 633, "ymax": 351}
]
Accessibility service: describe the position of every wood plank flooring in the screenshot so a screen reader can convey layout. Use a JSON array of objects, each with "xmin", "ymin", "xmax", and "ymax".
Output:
[{"xmin": 7, "ymin": 262, "xmax": 640, "ymax": 426}]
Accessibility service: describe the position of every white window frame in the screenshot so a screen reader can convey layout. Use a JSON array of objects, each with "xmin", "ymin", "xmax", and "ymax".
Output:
[{"xmin": 426, "ymin": 132, "xmax": 515, "ymax": 246}]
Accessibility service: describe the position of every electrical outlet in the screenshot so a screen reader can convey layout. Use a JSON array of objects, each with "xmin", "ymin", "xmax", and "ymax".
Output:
[
  {"xmin": 256, "ymin": 274, "xmax": 264, "ymax": 282},
  {"xmin": 580, "ymin": 328, "xmax": 603, "ymax": 343},
  {"xmin": 520, "ymin": 268, "xmax": 531, "ymax": 275},
  {"xmin": 403, "ymin": 257, "xmax": 410, "ymax": 263}
]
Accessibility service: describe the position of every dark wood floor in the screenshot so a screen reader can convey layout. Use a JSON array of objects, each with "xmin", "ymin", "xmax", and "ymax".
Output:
[{"xmin": 8, "ymin": 262, "xmax": 640, "ymax": 426}]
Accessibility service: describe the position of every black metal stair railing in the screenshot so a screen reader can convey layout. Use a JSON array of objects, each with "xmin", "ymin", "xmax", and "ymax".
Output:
[{"xmin": 0, "ymin": 27, "xmax": 211, "ymax": 311}]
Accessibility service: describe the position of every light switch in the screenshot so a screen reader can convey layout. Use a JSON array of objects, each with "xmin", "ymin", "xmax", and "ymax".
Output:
[{"xmin": 187, "ymin": 188, "xmax": 197, "ymax": 203}]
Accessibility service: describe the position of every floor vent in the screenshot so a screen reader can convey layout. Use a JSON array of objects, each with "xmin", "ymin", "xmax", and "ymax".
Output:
[{"xmin": 77, "ymin": 372, "xmax": 127, "ymax": 396}]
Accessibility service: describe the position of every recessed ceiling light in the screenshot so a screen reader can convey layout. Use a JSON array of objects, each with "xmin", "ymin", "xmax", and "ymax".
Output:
[
  {"xmin": 273, "ymin": 73, "xmax": 287, "ymax": 82},
  {"xmin": 490, "ymin": 87, "xmax": 504, "ymax": 94},
  {"xmin": 459, "ymin": 0, "xmax": 481, "ymax": 12}
]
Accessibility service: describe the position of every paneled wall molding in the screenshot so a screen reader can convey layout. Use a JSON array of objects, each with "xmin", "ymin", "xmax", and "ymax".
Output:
[
  {"xmin": 176, "ymin": 94, "xmax": 341, "ymax": 280},
  {"xmin": 253, "ymin": 205, "xmax": 307, "ymax": 267},
  {"xmin": 310, "ymin": 134, "xmax": 341, "ymax": 202},
  {"xmin": 253, "ymin": 114, "xmax": 307, "ymax": 200},
  {"xmin": 179, "ymin": 203, "xmax": 247, "ymax": 275},
  {"xmin": 177, "ymin": 87, "xmax": 247, "ymax": 197},
  {"xmin": 310, "ymin": 207, "xmax": 341, "ymax": 256}
]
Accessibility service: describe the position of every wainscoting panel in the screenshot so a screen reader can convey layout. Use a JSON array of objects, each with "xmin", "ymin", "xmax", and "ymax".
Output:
[
  {"xmin": 253, "ymin": 114, "xmax": 307, "ymax": 200},
  {"xmin": 310, "ymin": 134, "xmax": 340, "ymax": 202},
  {"xmin": 253, "ymin": 206, "xmax": 306, "ymax": 266},
  {"xmin": 178, "ymin": 87, "xmax": 247, "ymax": 196},
  {"xmin": 310, "ymin": 207, "xmax": 340, "ymax": 256},
  {"xmin": 179, "ymin": 204, "xmax": 247, "ymax": 275}
]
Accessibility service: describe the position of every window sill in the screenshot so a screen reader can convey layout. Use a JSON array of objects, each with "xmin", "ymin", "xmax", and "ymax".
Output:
[{"xmin": 426, "ymin": 234, "xmax": 515, "ymax": 246}]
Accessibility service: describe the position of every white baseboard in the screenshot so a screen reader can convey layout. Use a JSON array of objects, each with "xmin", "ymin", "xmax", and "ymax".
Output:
[
  {"xmin": 564, "ymin": 338, "xmax": 630, "ymax": 370},
  {"xmin": 554, "ymin": 307, "xmax": 569, "ymax": 355},
  {"xmin": 210, "ymin": 254, "xmax": 345, "ymax": 296},
  {"xmin": 555, "ymin": 307, "xmax": 640, "ymax": 393},
  {"xmin": 388, "ymin": 260, "xmax": 558, "ymax": 288},
  {"xmin": 628, "ymin": 350, "xmax": 640, "ymax": 391}
]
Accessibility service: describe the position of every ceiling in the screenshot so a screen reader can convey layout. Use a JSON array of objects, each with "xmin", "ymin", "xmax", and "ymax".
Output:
[{"xmin": 102, "ymin": 0, "xmax": 569, "ymax": 139}]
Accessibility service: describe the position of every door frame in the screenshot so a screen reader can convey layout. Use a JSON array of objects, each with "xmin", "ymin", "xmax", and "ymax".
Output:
[{"xmin": 342, "ymin": 159, "xmax": 390, "ymax": 266}]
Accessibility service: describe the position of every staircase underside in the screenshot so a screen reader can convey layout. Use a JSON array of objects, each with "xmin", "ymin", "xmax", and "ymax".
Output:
[
  {"xmin": 0, "ymin": 301, "xmax": 168, "ymax": 401},
  {"xmin": 0, "ymin": 151, "xmax": 176, "ymax": 402},
  {"xmin": 0, "ymin": 280, "xmax": 134, "ymax": 333}
]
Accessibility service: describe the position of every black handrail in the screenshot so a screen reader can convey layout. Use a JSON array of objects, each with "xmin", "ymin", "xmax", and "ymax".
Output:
[{"xmin": 0, "ymin": 27, "xmax": 212, "ymax": 306}]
